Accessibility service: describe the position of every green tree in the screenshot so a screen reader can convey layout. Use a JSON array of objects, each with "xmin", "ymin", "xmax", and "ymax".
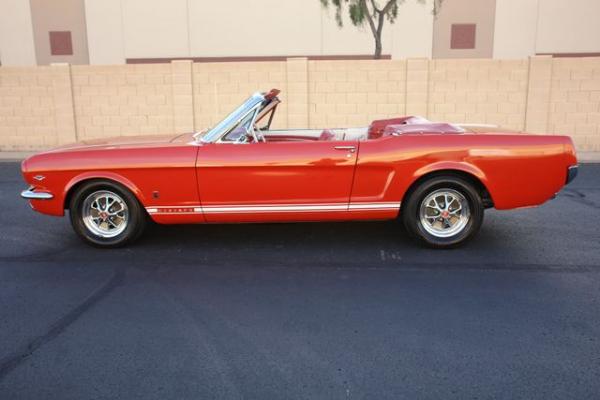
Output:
[{"xmin": 321, "ymin": 0, "xmax": 443, "ymax": 59}]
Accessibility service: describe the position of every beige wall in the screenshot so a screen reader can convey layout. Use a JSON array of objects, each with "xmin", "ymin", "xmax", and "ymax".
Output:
[
  {"xmin": 0, "ymin": 0, "xmax": 37, "ymax": 66},
  {"xmin": 71, "ymin": 63, "xmax": 175, "ymax": 139},
  {"xmin": 190, "ymin": 0, "xmax": 326, "ymax": 57},
  {"xmin": 428, "ymin": 58, "xmax": 529, "ymax": 128},
  {"xmin": 391, "ymin": 0, "xmax": 434, "ymax": 59},
  {"xmin": 493, "ymin": 0, "xmax": 538, "ymax": 59},
  {"xmin": 548, "ymin": 57, "xmax": 600, "ymax": 150},
  {"xmin": 81, "ymin": 0, "xmax": 436, "ymax": 62},
  {"xmin": 30, "ymin": 0, "xmax": 89, "ymax": 65},
  {"xmin": 1, "ymin": 57, "xmax": 600, "ymax": 152},
  {"xmin": 308, "ymin": 59, "xmax": 407, "ymax": 128},
  {"xmin": 84, "ymin": 0, "xmax": 125, "ymax": 65},
  {"xmin": 494, "ymin": 0, "xmax": 600, "ymax": 58},
  {"xmin": 193, "ymin": 61, "xmax": 289, "ymax": 130},
  {"xmin": 0, "ymin": 64, "xmax": 76, "ymax": 149},
  {"xmin": 4, "ymin": 0, "xmax": 600, "ymax": 66},
  {"xmin": 536, "ymin": 0, "xmax": 600, "ymax": 54},
  {"xmin": 433, "ymin": 0, "xmax": 496, "ymax": 59},
  {"xmin": 122, "ymin": 0, "xmax": 190, "ymax": 59}
]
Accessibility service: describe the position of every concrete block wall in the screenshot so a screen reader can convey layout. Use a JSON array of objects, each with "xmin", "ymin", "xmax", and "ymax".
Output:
[
  {"xmin": 71, "ymin": 63, "xmax": 174, "ymax": 139},
  {"xmin": 193, "ymin": 61, "xmax": 288, "ymax": 131},
  {"xmin": 0, "ymin": 65, "xmax": 66, "ymax": 150},
  {"xmin": 308, "ymin": 60, "xmax": 407, "ymax": 128},
  {"xmin": 428, "ymin": 59, "xmax": 530, "ymax": 130},
  {"xmin": 548, "ymin": 57, "xmax": 600, "ymax": 151},
  {"xmin": 1, "ymin": 56, "xmax": 600, "ymax": 152}
]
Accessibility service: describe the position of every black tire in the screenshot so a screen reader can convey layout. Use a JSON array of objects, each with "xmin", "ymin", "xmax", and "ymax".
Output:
[
  {"xmin": 402, "ymin": 175, "xmax": 484, "ymax": 248},
  {"xmin": 69, "ymin": 180, "xmax": 146, "ymax": 248}
]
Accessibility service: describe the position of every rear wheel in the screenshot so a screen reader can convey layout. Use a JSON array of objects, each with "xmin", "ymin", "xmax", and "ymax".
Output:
[
  {"xmin": 69, "ymin": 180, "xmax": 146, "ymax": 248},
  {"xmin": 402, "ymin": 176, "xmax": 484, "ymax": 248}
]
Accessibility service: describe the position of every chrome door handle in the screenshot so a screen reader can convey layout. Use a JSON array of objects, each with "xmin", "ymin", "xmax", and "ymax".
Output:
[{"xmin": 334, "ymin": 146, "xmax": 356, "ymax": 153}]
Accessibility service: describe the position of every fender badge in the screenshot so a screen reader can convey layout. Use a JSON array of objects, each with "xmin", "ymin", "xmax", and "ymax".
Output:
[{"xmin": 33, "ymin": 175, "xmax": 46, "ymax": 181}]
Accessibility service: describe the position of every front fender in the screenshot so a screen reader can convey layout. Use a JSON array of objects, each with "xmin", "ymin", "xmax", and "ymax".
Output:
[{"xmin": 64, "ymin": 171, "xmax": 147, "ymax": 209}]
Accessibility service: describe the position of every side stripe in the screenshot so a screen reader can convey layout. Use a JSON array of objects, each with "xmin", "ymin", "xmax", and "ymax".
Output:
[{"xmin": 146, "ymin": 202, "xmax": 401, "ymax": 215}]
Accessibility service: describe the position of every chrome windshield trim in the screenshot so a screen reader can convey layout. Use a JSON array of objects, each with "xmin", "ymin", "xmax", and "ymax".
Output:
[
  {"xmin": 199, "ymin": 92, "xmax": 266, "ymax": 143},
  {"xmin": 21, "ymin": 188, "xmax": 54, "ymax": 200}
]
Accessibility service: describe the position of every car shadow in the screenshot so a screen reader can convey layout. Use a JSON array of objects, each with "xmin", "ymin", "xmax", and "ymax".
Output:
[{"xmin": 114, "ymin": 218, "xmax": 508, "ymax": 272}]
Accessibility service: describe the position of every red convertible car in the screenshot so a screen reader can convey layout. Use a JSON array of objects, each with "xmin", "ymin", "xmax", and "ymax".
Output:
[{"xmin": 21, "ymin": 89, "xmax": 578, "ymax": 248}]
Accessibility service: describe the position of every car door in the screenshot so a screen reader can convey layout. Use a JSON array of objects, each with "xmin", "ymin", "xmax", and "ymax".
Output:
[{"xmin": 195, "ymin": 140, "xmax": 358, "ymax": 222}]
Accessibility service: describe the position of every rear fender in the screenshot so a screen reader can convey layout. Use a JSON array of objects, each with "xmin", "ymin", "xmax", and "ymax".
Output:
[
  {"xmin": 413, "ymin": 161, "xmax": 488, "ymax": 184},
  {"xmin": 411, "ymin": 161, "xmax": 495, "ymax": 202}
]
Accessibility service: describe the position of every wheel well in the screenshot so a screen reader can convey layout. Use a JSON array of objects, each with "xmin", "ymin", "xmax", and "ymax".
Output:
[
  {"xmin": 64, "ymin": 178, "xmax": 139, "ymax": 210},
  {"xmin": 402, "ymin": 170, "xmax": 494, "ymax": 209}
]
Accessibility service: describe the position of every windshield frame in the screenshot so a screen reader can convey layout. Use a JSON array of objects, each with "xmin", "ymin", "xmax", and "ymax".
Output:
[{"xmin": 198, "ymin": 92, "xmax": 266, "ymax": 143}]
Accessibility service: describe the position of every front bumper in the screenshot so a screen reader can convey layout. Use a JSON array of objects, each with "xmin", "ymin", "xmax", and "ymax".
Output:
[
  {"xmin": 21, "ymin": 187, "xmax": 54, "ymax": 200},
  {"xmin": 566, "ymin": 165, "xmax": 578, "ymax": 185}
]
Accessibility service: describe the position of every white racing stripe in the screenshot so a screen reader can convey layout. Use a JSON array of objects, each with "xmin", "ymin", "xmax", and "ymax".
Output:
[
  {"xmin": 348, "ymin": 202, "xmax": 400, "ymax": 210},
  {"xmin": 146, "ymin": 202, "xmax": 401, "ymax": 215}
]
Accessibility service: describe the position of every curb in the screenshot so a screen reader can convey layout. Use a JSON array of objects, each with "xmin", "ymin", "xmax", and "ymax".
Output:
[{"xmin": 0, "ymin": 152, "xmax": 33, "ymax": 162}]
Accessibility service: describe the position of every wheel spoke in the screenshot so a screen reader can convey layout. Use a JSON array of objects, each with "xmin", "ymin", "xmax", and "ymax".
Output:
[
  {"xmin": 419, "ymin": 188, "xmax": 471, "ymax": 238},
  {"xmin": 109, "ymin": 203, "xmax": 125, "ymax": 215},
  {"xmin": 449, "ymin": 206, "xmax": 462, "ymax": 215},
  {"xmin": 81, "ymin": 190, "xmax": 129, "ymax": 238}
]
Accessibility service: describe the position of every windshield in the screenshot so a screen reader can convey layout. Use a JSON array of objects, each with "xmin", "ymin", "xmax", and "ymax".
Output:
[{"xmin": 199, "ymin": 92, "xmax": 265, "ymax": 143}]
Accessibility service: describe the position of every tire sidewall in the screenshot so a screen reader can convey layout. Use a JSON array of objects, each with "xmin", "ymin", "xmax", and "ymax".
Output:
[
  {"xmin": 403, "ymin": 176, "xmax": 484, "ymax": 248},
  {"xmin": 69, "ymin": 181, "xmax": 144, "ymax": 247}
]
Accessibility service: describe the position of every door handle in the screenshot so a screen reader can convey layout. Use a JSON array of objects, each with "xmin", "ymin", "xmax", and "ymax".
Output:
[{"xmin": 334, "ymin": 146, "xmax": 356, "ymax": 153}]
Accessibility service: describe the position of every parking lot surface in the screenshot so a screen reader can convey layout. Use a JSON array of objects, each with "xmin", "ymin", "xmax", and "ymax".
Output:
[{"xmin": 1, "ymin": 162, "xmax": 599, "ymax": 399}]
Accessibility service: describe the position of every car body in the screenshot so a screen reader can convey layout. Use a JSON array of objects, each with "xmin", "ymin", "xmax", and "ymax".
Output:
[{"xmin": 21, "ymin": 89, "xmax": 578, "ymax": 248}]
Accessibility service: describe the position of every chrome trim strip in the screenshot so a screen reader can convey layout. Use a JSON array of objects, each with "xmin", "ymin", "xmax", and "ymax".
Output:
[
  {"xmin": 348, "ymin": 202, "xmax": 401, "ymax": 210},
  {"xmin": 202, "ymin": 204, "xmax": 348, "ymax": 213},
  {"xmin": 146, "ymin": 202, "xmax": 401, "ymax": 215},
  {"xmin": 21, "ymin": 189, "xmax": 54, "ymax": 200}
]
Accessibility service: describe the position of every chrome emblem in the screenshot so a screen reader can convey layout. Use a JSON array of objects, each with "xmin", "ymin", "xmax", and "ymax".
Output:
[{"xmin": 33, "ymin": 175, "xmax": 46, "ymax": 181}]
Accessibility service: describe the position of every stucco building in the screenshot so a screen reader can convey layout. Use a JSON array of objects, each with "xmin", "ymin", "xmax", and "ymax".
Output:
[{"xmin": 1, "ymin": 0, "xmax": 599, "ymax": 66}]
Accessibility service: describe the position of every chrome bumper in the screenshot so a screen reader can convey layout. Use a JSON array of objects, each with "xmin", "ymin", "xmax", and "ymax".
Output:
[
  {"xmin": 566, "ymin": 165, "xmax": 578, "ymax": 185},
  {"xmin": 21, "ymin": 188, "xmax": 54, "ymax": 200}
]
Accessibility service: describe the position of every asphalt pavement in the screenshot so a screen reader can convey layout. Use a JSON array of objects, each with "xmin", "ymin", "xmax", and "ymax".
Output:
[{"xmin": 0, "ymin": 162, "xmax": 599, "ymax": 400}]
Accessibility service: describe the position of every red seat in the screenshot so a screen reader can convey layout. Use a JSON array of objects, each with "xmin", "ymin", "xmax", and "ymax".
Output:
[
  {"xmin": 367, "ymin": 116, "xmax": 434, "ymax": 139},
  {"xmin": 318, "ymin": 129, "xmax": 336, "ymax": 141}
]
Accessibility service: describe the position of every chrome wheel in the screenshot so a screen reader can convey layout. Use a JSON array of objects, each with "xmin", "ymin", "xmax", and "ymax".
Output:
[
  {"xmin": 419, "ymin": 188, "xmax": 470, "ymax": 238},
  {"xmin": 81, "ymin": 190, "xmax": 129, "ymax": 238}
]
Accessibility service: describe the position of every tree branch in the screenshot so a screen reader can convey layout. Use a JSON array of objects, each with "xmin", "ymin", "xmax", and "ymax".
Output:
[
  {"xmin": 369, "ymin": 0, "xmax": 380, "ymax": 14},
  {"xmin": 381, "ymin": 0, "xmax": 396, "ymax": 14},
  {"xmin": 361, "ymin": 0, "xmax": 379, "ymax": 38}
]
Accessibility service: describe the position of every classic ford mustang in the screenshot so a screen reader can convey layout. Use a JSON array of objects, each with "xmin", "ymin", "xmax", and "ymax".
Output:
[{"xmin": 21, "ymin": 89, "xmax": 578, "ymax": 248}]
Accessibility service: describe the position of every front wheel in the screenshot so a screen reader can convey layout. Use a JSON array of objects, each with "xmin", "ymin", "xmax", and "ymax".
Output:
[
  {"xmin": 69, "ymin": 180, "xmax": 146, "ymax": 248},
  {"xmin": 402, "ymin": 176, "xmax": 484, "ymax": 248}
]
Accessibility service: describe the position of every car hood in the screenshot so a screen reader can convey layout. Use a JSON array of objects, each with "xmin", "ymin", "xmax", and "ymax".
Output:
[{"xmin": 43, "ymin": 132, "xmax": 195, "ymax": 153}]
